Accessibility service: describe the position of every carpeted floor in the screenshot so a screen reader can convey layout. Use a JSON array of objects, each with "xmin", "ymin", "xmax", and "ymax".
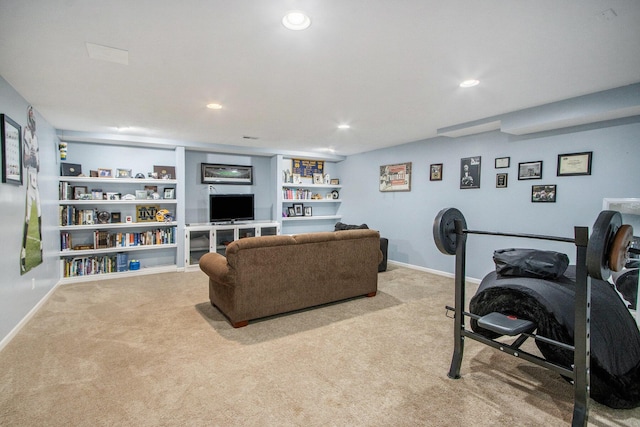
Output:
[{"xmin": 0, "ymin": 265, "xmax": 638, "ymax": 426}]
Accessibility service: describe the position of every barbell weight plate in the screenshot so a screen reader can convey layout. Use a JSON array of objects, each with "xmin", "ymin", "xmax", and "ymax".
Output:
[
  {"xmin": 609, "ymin": 224, "xmax": 633, "ymax": 273},
  {"xmin": 433, "ymin": 207, "xmax": 467, "ymax": 255},
  {"xmin": 586, "ymin": 210, "xmax": 622, "ymax": 280}
]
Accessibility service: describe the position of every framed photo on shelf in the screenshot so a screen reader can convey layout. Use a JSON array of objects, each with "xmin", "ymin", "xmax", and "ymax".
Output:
[
  {"xmin": 201, "ymin": 163, "xmax": 252, "ymax": 184},
  {"xmin": 73, "ymin": 186, "xmax": 88, "ymax": 199},
  {"xmin": 135, "ymin": 190, "xmax": 148, "ymax": 200},
  {"xmin": 313, "ymin": 173, "xmax": 323, "ymax": 184},
  {"xmin": 110, "ymin": 212, "xmax": 121, "ymax": 223},
  {"xmin": 292, "ymin": 173, "xmax": 302, "ymax": 184},
  {"xmin": 287, "ymin": 207, "xmax": 295, "ymax": 217},
  {"xmin": 61, "ymin": 162, "xmax": 82, "ymax": 177},
  {"xmin": 518, "ymin": 161, "xmax": 542, "ymax": 180},
  {"xmin": 98, "ymin": 168, "xmax": 112, "ymax": 178},
  {"xmin": 304, "ymin": 206, "xmax": 312, "ymax": 216},
  {"xmin": 495, "ymin": 157, "xmax": 510, "ymax": 168},
  {"xmin": 154, "ymin": 165, "xmax": 175, "ymax": 180},
  {"xmin": 430, "ymin": 163, "xmax": 443, "ymax": 181},
  {"xmin": 380, "ymin": 162, "xmax": 411, "ymax": 192},
  {"xmin": 163, "ymin": 188, "xmax": 175, "ymax": 199},
  {"xmin": 330, "ymin": 178, "xmax": 340, "ymax": 185},
  {"xmin": 557, "ymin": 151, "xmax": 592, "ymax": 176},
  {"xmin": 293, "ymin": 203, "xmax": 304, "ymax": 216},
  {"xmin": 532, "ymin": 184, "xmax": 556, "ymax": 203},
  {"xmin": 116, "ymin": 168, "xmax": 132, "ymax": 178},
  {"xmin": 496, "ymin": 173, "xmax": 508, "ymax": 188},
  {"xmin": 1, "ymin": 114, "xmax": 22, "ymax": 185},
  {"xmin": 106, "ymin": 192, "xmax": 120, "ymax": 201},
  {"xmin": 460, "ymin": 156, "xmax": 481, "ymax": 189}
]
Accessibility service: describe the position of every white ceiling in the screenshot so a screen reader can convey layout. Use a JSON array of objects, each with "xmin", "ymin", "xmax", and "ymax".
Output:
[{"xmin": 1, "ymin": 1, "xmax": 639, "ymax": 156}]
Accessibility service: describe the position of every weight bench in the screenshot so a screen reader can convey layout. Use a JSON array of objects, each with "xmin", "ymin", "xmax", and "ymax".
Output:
[{"xmin": 434, "ymin": 208, "xmax": 636, "ymax": 427}]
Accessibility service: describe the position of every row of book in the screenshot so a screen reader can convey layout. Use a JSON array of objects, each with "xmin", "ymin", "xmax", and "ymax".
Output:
[
  {"xmin": 282, "ymin": 188, "xmax": 315, "ymax": 200},
  {"xmin": 60, "ymin": 227, "xmax": 177, "ymax": 250},
  {"xmin": 61, "ymin": 253, "xmax": 128, "ymax": 277},
  {"xmin": 60, "ymin": 206, "xmax": 99, "ymax": 226}
]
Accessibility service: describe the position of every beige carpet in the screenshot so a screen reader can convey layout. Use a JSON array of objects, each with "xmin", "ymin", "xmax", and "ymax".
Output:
[{"xmin": 0, "ymin": 265, "xmax": 638, "ymax": 426}]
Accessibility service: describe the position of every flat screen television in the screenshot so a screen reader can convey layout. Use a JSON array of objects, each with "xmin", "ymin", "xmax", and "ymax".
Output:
[{"xmin": 209, "ymin": 194, "xmax": 254, "ymax": 223}]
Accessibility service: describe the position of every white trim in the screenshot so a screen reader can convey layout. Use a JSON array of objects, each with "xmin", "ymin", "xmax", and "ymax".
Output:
[
  {"xmin": 0, "ymin": 282, "xmax": 61, "ymax": 353},
  {"xmin": 387, "ymin": 260, "xmax": 482, "ymax": 284}
]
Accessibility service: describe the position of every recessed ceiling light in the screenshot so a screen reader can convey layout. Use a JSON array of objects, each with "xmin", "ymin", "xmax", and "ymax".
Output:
[
  {"xmin": 460, "ymin": 79, "xmax": 480, "ymax": 88},
  {"xmin": 206, "ymin": 103, "xmax": 223, "ymax": 110},
  {"xmin": 337, "ymin": 124, "xmax": 350, "ymax": 129},
  {"xmin": 282, "ymin": 11, "xmax": 311, "ymax": 30}
]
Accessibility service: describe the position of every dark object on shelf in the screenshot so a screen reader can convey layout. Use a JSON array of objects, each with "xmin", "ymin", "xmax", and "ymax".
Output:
[
  {"xmin": 61, "ymin": 162, "xmax": 82, "ymax": 176},
  {"xmin": 335, "ymin": 222, "xmax": 388, "ymax": 272}
]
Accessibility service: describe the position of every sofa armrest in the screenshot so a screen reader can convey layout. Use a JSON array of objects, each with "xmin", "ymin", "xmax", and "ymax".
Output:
[{"xmin": 199, "ymin": 252, "xmax": 234, "ymax": 285}]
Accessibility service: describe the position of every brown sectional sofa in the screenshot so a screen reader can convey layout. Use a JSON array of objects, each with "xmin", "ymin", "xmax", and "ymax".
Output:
[{"xmin": 199, "ymin": 229, "xmax": 383, "ymax": 327}]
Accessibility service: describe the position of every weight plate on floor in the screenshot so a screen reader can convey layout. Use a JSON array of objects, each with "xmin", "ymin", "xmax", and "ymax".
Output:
[
  {"xmin": 609, "ymin": 224, "xmax": 633, "ymax": 273},
  {"xmin": 433, "ymin": 208, "xmax": 467, "ymax": 255},
  {"xmin": 586, "ymin": 210, "xmax": 622, "ymax": 280}
]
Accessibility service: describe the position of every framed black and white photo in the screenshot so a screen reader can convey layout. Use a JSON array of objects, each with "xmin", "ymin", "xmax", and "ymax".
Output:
[
  {"xmin": 496, "ymin": 173, "xmax": 508, "ymax": 188},
  {"xmin": 287, "ymin": 207, "xmax": 295, "ymax": 217},
  {"xmin": 557, "ymin": 152, "xmax": 592, "ymax": 176},
  {"xmin": 460, "ymin": 156, "xmax": 481, "ymax": 189},
  {"xmin": 201, "ymin": 163, "xmax": 253, "ymax": 185},
  {"xmin": 1, "ymin": 114, "xmax": 22, "ymax": 184},
  {"xmin": 163, "ymin": 188, "xmax": 175, "ymax": 199},
  {"xmin": 518, "ymin": 161, "xmax": 542, "ymax": 180},
  {"xmin": 430, "ymin": 163, "xmax": 443, "ymax": 181},
  {"xmin": 304, "ymin": 206, "xmax": 312, "ymax": 216},
  {"xmin": 532, "ymin": 184, "xmax": 556, "ymax": 203},
  {"xmin": 73, "ymin": 186, "xmax": 88, "ymax": 199},
  {"xmin": 293, "ymin": 203, "xmax": 304, "ymax": 216},
  {"xmin": 495, "ymin": 157, "xmax": 510, "ymax": 169}
]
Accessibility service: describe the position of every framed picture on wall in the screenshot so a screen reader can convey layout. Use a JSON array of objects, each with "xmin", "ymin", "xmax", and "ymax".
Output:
[
  {"xmin": 495, "ymin": 157, "xmax": 510, "ymax": 168},
  {"xmin": 460, "ymin": 156, "xmax": 481, "ymax": 189},
  {"xmin": 201, "ymin": 163, "xmax": 253, "ymax": 185},
  {"xmin": 379, "ymin": 162, "xmax": 411, "ymax": 192},
  {"xmin": 1, "ymin": 114, "xmax": 22, "ymax": 185},
  {"xmin": 430, "ymin": 163, "xmax": 442, "ymax": 181},
  {"xmin": 518, "ymin": 161, "xmax": 542, "ymax": 180},
  {"xmin": 496, "ymin": 173, "xmax": 508, "ymax": 188},
  {"xmin": 532, "ymin": 184, "xmax": 556, "ymax": 203},
  {"xmin": 557, "ymin": 151, "xmax": 592, "ymax": 176}
]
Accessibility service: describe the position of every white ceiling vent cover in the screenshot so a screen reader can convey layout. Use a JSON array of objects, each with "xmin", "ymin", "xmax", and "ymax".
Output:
[{"xmin": 86, "ymin": 42, "xmax": 129, "ymax": 65}]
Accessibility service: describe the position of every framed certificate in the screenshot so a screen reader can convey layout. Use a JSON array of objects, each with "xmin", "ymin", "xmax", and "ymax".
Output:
[{"xmin": 557, "ymin": 152, "xmax": 592, "ymax": 176}]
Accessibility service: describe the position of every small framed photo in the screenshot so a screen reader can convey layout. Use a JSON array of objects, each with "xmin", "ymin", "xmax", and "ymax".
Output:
[
  {"xmin": 116, "ymin": 168, "xmax": 132, "ymax": 178},
  {"xmin": 518, "ymin": 161, "xmax": 542, "ymax": 180},
  {"xmin": 163, "ymin": 188, "xmax": 175, "ymax": 199},
  {"xmin": 495, "ymin": 157, "xmax": 510, "ymax": 168},
  {"xmin": 313, "ymin": 173, "xmax": 323, "ymax": 184},
  {"xmin": 110, "ymin": 212, "xmax": 121, "ymax": 223},
  {"xmin": 496, "ymin": 173, "xmax": 508, "ymax": 188},
  {"xmin": 532, "ymin": 184, "xmax": 556, "ymax": 203},
  {"xmin": 91, "ymin": 189, "xmax": 103, "ymax": 200},
  {"xmin": 1, "ymin": 114, "xmax": 22, "ymax": 185},
  {"xmin": 98, "ymin": 168, "xmax": 112, "ymax": 178},
  {"xmin": 287, "ymin": 207, "xmax": 295, "ymax": 217},
  {"xmin": 430, "ymin": 163, "xmax": 443, "ymax": 181},
  {"xmin": 106, "ymin": 192, "xmax": 120, "ymax": 201},
  {"xmin": 293, "ymin": 203, "xmax": 304, "ymax": 216},
  {"xmin": 135, "ymin": 190, "xmax": 148, "ymax": 200},
  {"xmin": 90, "ymin": 170, "xmax": 99, "ymax": 177},
  {"xmin": 304, "ymin": 206, "xmax": 312, "ymax": 216},
  {"xmin": 330, "ymin": 178, "xmax": 340, "ymax": 185},
  {"xmin": 73, "ymin": 186, "xmax": 88, "ymax": 199},
  {"xmin": 557, "ymin": 151, "xmax": 592, "ymax": 176},
  {"xmin": 83, "ymin": 210, "xmax": 94, "ymax": 225},
  {"xmin": 292, "ymin": 173, "xmax": 302, "ymax": 184}
]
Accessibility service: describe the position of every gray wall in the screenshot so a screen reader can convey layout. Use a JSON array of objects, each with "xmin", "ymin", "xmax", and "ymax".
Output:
[
  {"xmin": 0, "ymin": 76, "xmax": 59, "ymax": 343},
  {"xmin": 337, "ymin": 118, "xmax": 639, "ymax": 280}
]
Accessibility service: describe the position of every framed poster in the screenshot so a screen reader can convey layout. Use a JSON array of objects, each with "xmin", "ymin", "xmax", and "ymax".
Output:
[
  {"xmin": 430, "ymin": 163, "xmax": 442, "ymax": 181},
  {"xmin": 557, "ymin": 152, "xmax": 592, "ymax": 176},
  {"xmin": 292, "ymin": 158, "xmax": 324, "ymax": 177},
  {"xmin": 201, "ymin": 163, "xmax": 253, "ymax": 185},
  {"xmin": 1, "ymin": 114, "xmax": 23, "ymax": 184},
  {"xmin": 532, "ymin": 185, "xmax": 556, "ymax": 203},
  {"xmin": 379, "ymin": 162, "xmax": 411, "ymax": 192},
  {"xmin": 518, "ymin": 161, "xmax": 543, "ymax": 180},
  {"xmin": 460, "ymin": 156, "xmax": 481, "ymax": 189}
]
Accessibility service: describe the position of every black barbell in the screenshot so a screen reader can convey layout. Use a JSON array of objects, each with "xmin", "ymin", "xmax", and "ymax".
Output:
[{"xmin": 433, "ymin": 208, "xmax": 635, "ymax": 280}]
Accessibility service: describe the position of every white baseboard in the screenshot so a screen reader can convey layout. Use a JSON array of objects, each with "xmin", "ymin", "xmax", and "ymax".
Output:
[
  {"xmin": 0, "ymin": 282, "xmax": 61, "ymax": 353},
  {"xmin": 387, "ymin": 260, "xmax": 481, "ymax": 284}
]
